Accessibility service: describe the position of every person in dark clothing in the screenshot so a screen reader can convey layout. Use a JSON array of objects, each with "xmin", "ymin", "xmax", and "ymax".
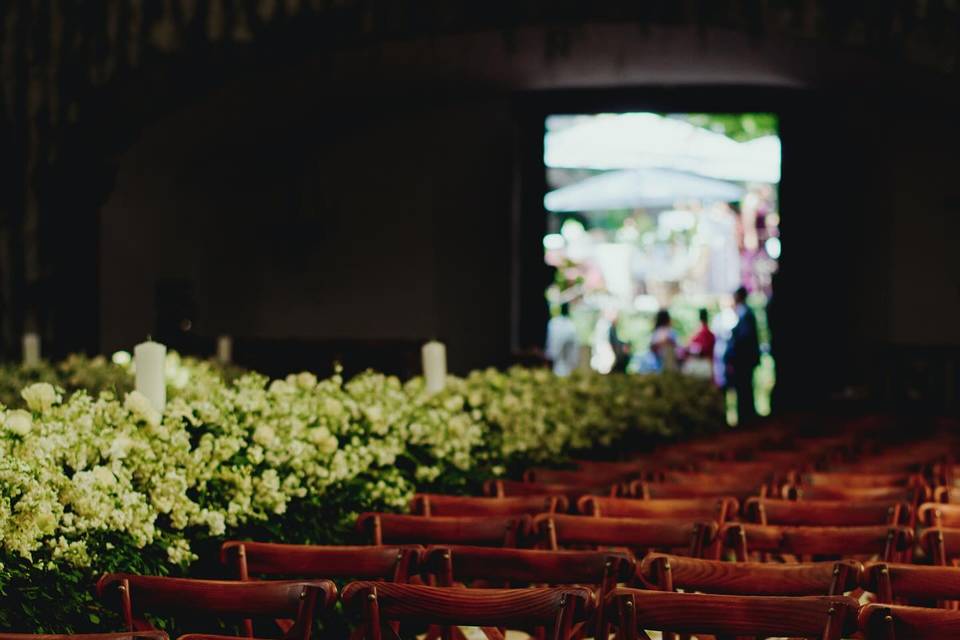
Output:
[{"xmin": 724, "ymin": 286, "xmax": 761, "ymax": 425}]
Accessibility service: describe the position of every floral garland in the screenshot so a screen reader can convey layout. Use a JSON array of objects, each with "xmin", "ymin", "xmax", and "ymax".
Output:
[{"xmin": 0, "ymin": 355, "xmax": 723, "ymax": 631}]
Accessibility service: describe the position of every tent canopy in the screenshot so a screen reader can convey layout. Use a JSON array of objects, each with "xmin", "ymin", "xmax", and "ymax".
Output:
[
  {"xmin": 544, "ymin": 167, "xmax": 746, "ymax": 212},
  {"xmin": 545, "ymin": 113, "xmax": 780, "ymax": 184}
]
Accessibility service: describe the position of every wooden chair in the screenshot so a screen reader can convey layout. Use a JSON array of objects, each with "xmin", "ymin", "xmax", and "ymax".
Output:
[
  {"xmin": 639, "ymin": 552, "xmax": 862, "ymax": 596},
  {"xmin": 862, "ymin": 562, "xmax": 960, "ymax": 604},
  {"xmin": 341, "ymin": 582, "xmax": 593, "ymax": 640},
  {"xmin": 423, "ymin": 545, "xmax": 632, "ymax": 638},
  {"xmin": 355, "ymin": 513, "xmax": 529, "ymax": 547},
  {"xmin": 722, "ymin": 523, "xmax": 914, "ymax": 562},
  {"xmin": 631, "ymin": 477, "xmax": 768, "ymax": 500},
  {"xmin": 410, "ymin": 494, "xmax": 568, "ymax": 517},
  {"xmin": 220, "ymin": 542, "xmax": 418, "ymax": 637},
  {"xmin": 920, "ymin": 526, "xmax": 960, "ymax": 565},
  {"xmin": 221, "ymin": 541, "xmax": 420, "ymax": 582},
  {"xmin": 532, "ymin": 513, "xmax": 715, "ymax": 558},
  {"xmin": 95, "ymin": 574, "xmax": 337, "ymax": 640},
  {"xmin": 523, "ymin": 467, "xmax": 636, "ymax": 486},
  {"xmin": 859, "ymin": 603, "xmax": 960, "ymax": 639},
  {"xmin": 743, "ymin": 497, "xmax": 909, "ymax": 526},
  {"xmin": 577, "ymin": 495, "xmax": 738, "ymax": 526},
  {"xmin": 797, "ymin": 471, "xmax": 927, "ymax": 489},
  {"xmin": 606, "ymin": 588, "xmax": 859, "ymax": 640},
  {"xmin": 782, "ymin": 483, "xmax": 929, "ymax": 505},
  {"xmin": 918, "ymin": 501, "xmax": 960, "ymax": 527},
  {"xmin": 484, "ymin": 479, "xmax": 619, "ymax": 500}
]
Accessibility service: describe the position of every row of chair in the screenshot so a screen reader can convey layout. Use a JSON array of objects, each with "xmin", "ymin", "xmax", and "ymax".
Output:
[{"xmin": 55, "ymin": 562, "xmax": 960, "ymax": 640}]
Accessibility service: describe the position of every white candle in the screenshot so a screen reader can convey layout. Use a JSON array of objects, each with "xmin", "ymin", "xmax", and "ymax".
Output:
[
  {"xmin": 134, "ymin": 339, "xmax": 167, "ymax": 413},
  {"xmin": 22, "ymin": 333, "xmax": 40, "ymax": 367},
  {"xmin": 421, "ymin": 340, "xmax": 447, "ymax": 393},
  {"xmin": 216, "ymin": 335, "xmax": 233, "ymax": 364}
]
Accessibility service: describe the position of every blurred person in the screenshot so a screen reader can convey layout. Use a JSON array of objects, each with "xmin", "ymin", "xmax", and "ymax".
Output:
[
  {"xmin": 608, "ymin": 309, "xmax": 631, "ymax": 373},
  {"xmin": 683, "ymin": 308, "xmax": 715, "ymax": 379},
  {"xmin": 724, "ymin": 286, "xmax": 761, "ymax": 425},
  {"xmin": 545, "ymin": 302, "xmax": 580, "ymax": 376},
  {"xmin": 650, "ymin": 309, "xmax": 679, "ymax": 372}
]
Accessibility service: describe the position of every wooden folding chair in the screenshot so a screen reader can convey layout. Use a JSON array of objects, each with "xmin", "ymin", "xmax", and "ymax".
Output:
[
  {"xmin": 95, "ymin": 574, "xmax": 337, "ymax": 640},
  {"xmin": 221, "ymin": 541, "xmax": 420, "ymax": 583},
  {"xmin": 631, "ymin": 474, "xmax": 769, "ymax": 501},
  {"xmin": 920, "ymin": 527, "xmax": 960, "ymax": 565},
  {"xmin": 577, "ymin": 495, "xmax": 738, "ymax": 526},
  {"xmin": 532, "ymin": 513, "xmax": 715, "ymax": 558},
  {"xmin": 341, "ymin": 582, "xmax": 592, "ymax": 640},
  {"xmin": 722, "ymin": 523, "xmax": 914, "ymax": 562},
  {"xmin": 798, "ymin": 471, "xmax": 928, "ymax": 490},
  {"xmin": 220, "ymin": 542, "xmax": 418, "ymax": 637},
  {"xmin": 918, "ymin": 502, "xmax": 960, "ymax": 527},
  {"xmin": 863, "ymin": 562, "xmax": 960, "ymax": 605},
  {"xmin": 484, "ymin": 479, "xmax": 619, "ymax": 500},
  {"xmin": 410, "ymin": 494, "xmax": 568, "ymax": 517},
  {"xmin": 783, "ymin": 483, "xmax": 929, "ymax": 506},
  {"xmin": 423, "ymin": 545, "xmax": 632, "ymax": 639},
  {"xmin": 744, "ymin": 497, "xmax": 909, "ymax": 527},
  {"xmin": 640, "ymin": 552, "xmax": 861, "ymax": 596},
  {"xmin": 606, "ymin": 588, "xmax": 858, "ymax": 640},
  {"xmin": 859, "ymin": 603, "xmax": 960, "ymax": 639},
  {"xmin": 355, "ymin": 513, "xmax": 530, "ymax": 547}
]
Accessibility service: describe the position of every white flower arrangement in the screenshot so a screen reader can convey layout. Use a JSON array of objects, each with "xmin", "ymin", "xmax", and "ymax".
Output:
[{"xmin": 0, "ymin": 354, "xmax": 722, "ymax": 632}]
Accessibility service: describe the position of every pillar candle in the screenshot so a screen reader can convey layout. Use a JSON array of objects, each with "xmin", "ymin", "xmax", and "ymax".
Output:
[
  {"xmin": 421, "ymin": 340, "xmax": 447, "ymax": 393},
  {"xmin": 22, "ymin": 333, "xmax": 40, "ymax": 367},
  {"xmin": 216, "ymin": 335, "xmax": 233, "ymax": 364},
  {"xmin": 134, "ymin": 339, "xmax": 167, "ymax": 413}
]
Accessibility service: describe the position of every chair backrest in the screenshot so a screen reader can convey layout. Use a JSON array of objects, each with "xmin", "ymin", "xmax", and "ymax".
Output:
[
  {"xmin": 424, "ymin": 546, "xmax": 632, "ymax": 640},
  {"xmin": 640, "ymin": 553, "xmax": 861, "ymax": 596},
  {"xmin": 799, "ymin": 471, "xmax": 925, "ymax": 489},
  {"xmin": 96, "ymin": 574, "xmax": 337, "ymax": 640},
  {"xmin": 784, "ymin": 483, "xmax": 928, "ymax": 503},
  {"xmin": 744, "ymin": 497, "xmax": 908, "ymax": 526},
  {"xmin": 424, "ymin": 545, "xmax": 634, "ymax": 587},
  {"xmin": 920, "ymin": 526, "xmax": 960, "ymax": 565},
  {"xmin": 341, "ymin": 582, "xmax": 592, "ymax": 640},
  {"xmin": 533, "ymin": 514, "xmax": 715, "ymax": 557},
  {"xmin": 355, "ymin": 513, "xmax": 530, "ymax": 547},
  {"xmin": 862, "ymin": 562, "xmax": 960, "ymax": 603},
  {"xmin": 607, "ymin": 588, "xmax": 858, "ymax": 639},
  {"xmin": 220, "ymin": 541, "xmax": 420, "ymax": 581},
  {"xmin": 918, "ymin": 501, "xmax": 960, "ymax": 527},
  {"xmin": 485, "ymin": 479, "xmax": 618, "ymax": 499},
  {"xmin": 631, "ymin": 479, "xmax": 767, "ymax": 500},
  {"xmin": 859, "ymin": 603, "xmax": 960, "ymax": 639},
  {"xmin": 523, "ymin": 467, "xmax": 635, "ymax": 486},
  {"xmin": 410, "ymin": 493, "xmax": 568, "ymax": 517},
  {"xmin": 577, "ymin": 495, "xmax": 738, "ymax": 526},
  {"xmin": 722, "ymin": 523, "xmax": 913, "ymax": 562}
]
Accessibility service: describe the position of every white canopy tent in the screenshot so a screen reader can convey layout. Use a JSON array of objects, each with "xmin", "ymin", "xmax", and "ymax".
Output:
[
  {"xmin": 544, "ymin": 112, "xmax": 781, "ymax": 184},
  {"xmin": 544, "ymin": 167, "xmax": 746, "ymax": 212}
]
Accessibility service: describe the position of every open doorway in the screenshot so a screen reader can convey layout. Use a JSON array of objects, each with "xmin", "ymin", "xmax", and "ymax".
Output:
[{"xmin": 542, "ymin": 112, "xmax": 780, "ymax": 423}]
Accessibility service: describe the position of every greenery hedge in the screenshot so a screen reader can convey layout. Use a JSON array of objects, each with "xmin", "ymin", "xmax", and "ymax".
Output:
[{"xmin": 0, "ymin": 354, "xmax": 724, "ymax": 631}]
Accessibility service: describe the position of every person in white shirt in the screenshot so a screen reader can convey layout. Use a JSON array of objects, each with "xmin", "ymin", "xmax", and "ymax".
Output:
[{"xmin": 545, "ymin": 303, "xmax": 580, "ymax": 376}]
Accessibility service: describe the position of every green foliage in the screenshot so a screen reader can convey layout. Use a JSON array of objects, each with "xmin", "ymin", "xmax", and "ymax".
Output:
[
  {"xmin": 0, "ymin": 356, "xmax": 724, "ymax": 632},
  {"xmin": 679, "ymin": 113, "xmax": 778, "ymax": 142}
]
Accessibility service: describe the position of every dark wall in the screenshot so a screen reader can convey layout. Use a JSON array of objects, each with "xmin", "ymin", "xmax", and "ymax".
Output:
[{"xmin": 99, "ymin": 23, "xmax": 960, "ymax": 405}]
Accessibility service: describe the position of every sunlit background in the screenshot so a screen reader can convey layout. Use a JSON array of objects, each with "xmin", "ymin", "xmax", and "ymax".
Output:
[{"xmin": 543, "ymin": 113, "xmax": 781, "ymax": 422}]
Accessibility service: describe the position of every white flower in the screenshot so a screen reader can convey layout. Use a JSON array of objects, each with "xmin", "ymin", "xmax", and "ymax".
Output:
[
  {"xmin": 21, "ymin": 382, "xmax": 59, "ymax": 413},
  {"xmin": 4, "ymin": 409, "xmax": 33, "ymax": 436},
  {"xmin": 124, "ymin": 391, "xmax": 161, "ymax": 427}
]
